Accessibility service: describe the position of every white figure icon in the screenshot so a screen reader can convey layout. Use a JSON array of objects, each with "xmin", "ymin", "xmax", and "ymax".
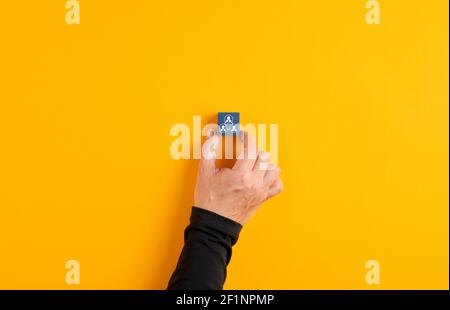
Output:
[{"xmin": 223, "ymin": 114, "xmax": 237, "ymax": 133}]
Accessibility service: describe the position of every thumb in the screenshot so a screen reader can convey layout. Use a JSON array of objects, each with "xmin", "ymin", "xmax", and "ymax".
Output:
[{"xmin": 200, "ymin": 134, "xmax": 219, "ymax": 174}]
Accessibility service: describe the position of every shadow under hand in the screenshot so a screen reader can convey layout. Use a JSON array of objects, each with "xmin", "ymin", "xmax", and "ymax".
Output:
[{"xmin": 147, "ymin": 159, "xmax": 198, "ymax": 289}]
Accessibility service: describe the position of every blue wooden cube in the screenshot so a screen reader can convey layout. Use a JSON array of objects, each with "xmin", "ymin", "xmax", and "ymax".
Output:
[{"xmin": 218, "ymin": 112, "xmax": 240, "ymax": 135}]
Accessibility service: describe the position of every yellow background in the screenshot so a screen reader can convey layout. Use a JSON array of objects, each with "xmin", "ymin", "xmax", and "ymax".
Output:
[{"xmin": 0, "ymin": 1, "xmax": 448, "ymax": 289}]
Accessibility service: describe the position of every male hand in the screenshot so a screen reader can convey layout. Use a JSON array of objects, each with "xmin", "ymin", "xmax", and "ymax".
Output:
[{"xmin": 194, "ymin": 131, "xmax": 283, "ymax": 225}]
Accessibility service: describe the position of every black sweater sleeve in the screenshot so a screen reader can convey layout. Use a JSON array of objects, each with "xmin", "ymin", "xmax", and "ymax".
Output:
[{"xmin": 167, "ymin": 207, "xmax": 242, "ymax": 290}]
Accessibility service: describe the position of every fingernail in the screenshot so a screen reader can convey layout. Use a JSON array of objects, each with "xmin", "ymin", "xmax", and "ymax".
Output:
[{"xmin": 259, "ymin": 151, "xmax": 270, "ymax": 160}]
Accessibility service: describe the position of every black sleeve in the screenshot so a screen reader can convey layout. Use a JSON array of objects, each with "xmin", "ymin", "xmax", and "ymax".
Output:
[{"xmin": 167, "ymin": 207, "xmax": 242, "ymax": 290}]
